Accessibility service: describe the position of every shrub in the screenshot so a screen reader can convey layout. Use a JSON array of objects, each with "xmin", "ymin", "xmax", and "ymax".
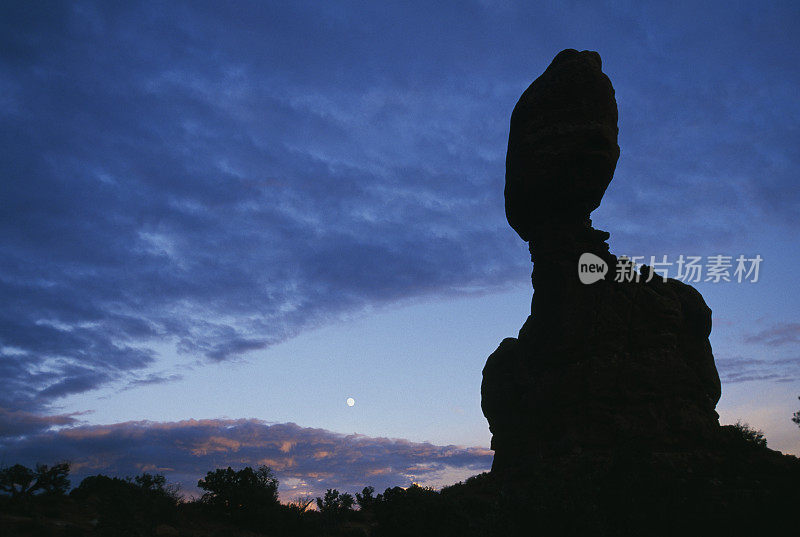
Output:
[{"xmin": 730, "ymin": 420, "xmax": 768, "ymax": 448}]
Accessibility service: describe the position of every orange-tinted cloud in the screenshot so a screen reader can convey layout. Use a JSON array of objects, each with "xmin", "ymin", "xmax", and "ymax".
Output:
[{"xmin": 0, "ymin": 419, "xmax": 492, "ymax": 500}]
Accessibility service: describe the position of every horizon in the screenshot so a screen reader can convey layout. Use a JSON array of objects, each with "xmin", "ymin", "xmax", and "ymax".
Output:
[{"xmin": 1, "ymin": 1, "xmax": 799, "ymax": 500}]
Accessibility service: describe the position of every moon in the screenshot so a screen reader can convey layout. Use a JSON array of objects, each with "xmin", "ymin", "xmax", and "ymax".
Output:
[{"xmin": 346, "ymin": 397, "xmax": 355, "ymax": 407}]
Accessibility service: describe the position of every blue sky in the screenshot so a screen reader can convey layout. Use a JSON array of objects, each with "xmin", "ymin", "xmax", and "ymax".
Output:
[{"xmin": 1, "ymin": 1, "xmax": 799, "ymax": 498}]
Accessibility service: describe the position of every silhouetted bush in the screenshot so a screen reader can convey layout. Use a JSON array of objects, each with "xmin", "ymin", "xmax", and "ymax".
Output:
[
  {"xmin": 728, "ymin": 420, "xmax": 768, "ymax": 448},
  {"xmin": 70, "ymin": 472, "xmax": 180, "ymax": 535}
]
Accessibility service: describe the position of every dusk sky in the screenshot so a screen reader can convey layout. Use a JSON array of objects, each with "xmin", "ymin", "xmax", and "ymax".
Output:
[{"xmin": 2, "ymin": 1, "xmax": 799, "ymax": 499}]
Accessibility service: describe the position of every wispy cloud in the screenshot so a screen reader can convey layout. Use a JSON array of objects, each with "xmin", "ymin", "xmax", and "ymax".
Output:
[
  {"xmin": 716, "ymin": 355, "xmax": 800, "ymax": 384},
  {"xmin": 124, "ymin": 373, "xmax": 185, "ymax": 390},
  {"xmin": 745, "ymin": 323, "xmax": 800, "ymax": 347}
]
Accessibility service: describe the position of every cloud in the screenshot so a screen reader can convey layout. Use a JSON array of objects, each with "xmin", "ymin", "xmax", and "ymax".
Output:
[
  {"xmin": 0, "ymin": 419, "xmax": 493, "ymax": 499},
  {"xmin": 745, "ymin": 323, "xmax": 800, "ymax": 347},
  {"xmin": 715, "ymin": 323, "xmax": 800, "ymax": 383},
  {"xmin": 0, "ymin": 407, "xmax": 84, "ymax": 438},
  {"xmin": 125, "ymin": 373, "xmax": 184, "ymax": 389},
  {"xmin": 716, "ymin": 355, "xmax": 800, "ymax": 384},
  {"xmin": 1, "ymin": 1, "xmax": 798, "ymax": 413},
  {"xmin": 0, "ymin": 1, "xmax": 528, "ymax": 412}
]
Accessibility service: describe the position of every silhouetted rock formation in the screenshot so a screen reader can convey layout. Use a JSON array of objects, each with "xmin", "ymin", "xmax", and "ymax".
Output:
[
  {"xmin": 484, "ymin": 49, "xmax": 721, "ymax": 465},
  {"xmin": 505, "ymin": 49, "xmax": 619, "ymax": 241},
  {"xmin": 481, "ymin": 49, "xmax": 800, "ymax": 535}
]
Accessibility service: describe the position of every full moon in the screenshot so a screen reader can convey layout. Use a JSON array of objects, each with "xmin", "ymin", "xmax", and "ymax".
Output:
[{"xmin": 346, "ymin": 397, "xmax": 355, "ymax": 407}]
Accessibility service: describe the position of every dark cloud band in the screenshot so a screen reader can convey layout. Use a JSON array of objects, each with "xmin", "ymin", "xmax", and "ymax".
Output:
[{"xmin": 0, "ymin": 419, "xmax": 493, "ymax": 499}]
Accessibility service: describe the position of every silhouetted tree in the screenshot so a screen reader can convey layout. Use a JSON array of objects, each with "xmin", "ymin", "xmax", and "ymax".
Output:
[
  {"xmin": 732, "ymin": 420, "xmax": 768, "ymax": 448},
  {"xmin": 315, "ymin": 488, "xmax": 355, "ymax": 514},
  {"xmin": 134, "ymin": 472, "xmax": 181, "ymax": 502},
  {"xmin": 197, "ymin": 465, "xmax": 279, "ymax": 521},
  {"xmin": 34, "ymin": 463, "xmax": 71, "ymax": 496},
  {"xmin": 70, "ymin": 472, "xmax": 180, "ymax": 533},
  {"xmin": 313, "ymin": 488, "xmax": 355, "ymax": 534},
  {"xmin": 0, "ymin": 464, "xmax": 35, "ymax": 498},
  {"xmin": 356, "ymin": 485, "xmax": 376, "ymax": 510},
  {"xmin": 792, "ymin": 396, "xmax": 800, "ymax": 429},
  {"xmin": 373, "ymin": 484, "xmax": 446, "ymax": 537},
  {"xmin": 289, "ymin": 494, "xmax": 315, "ymax": 513},
  {"xmin": 0, "ymin": 462, "xmax": 70, "ymax": 498}
]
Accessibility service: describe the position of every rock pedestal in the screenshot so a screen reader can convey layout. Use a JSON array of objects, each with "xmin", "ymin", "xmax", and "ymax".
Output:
[
  {"xmin": 480, "ymin": 50, "xmax": 800, "ymax": 535},
  {"xmin": 483, "ymin": 50, "xmax": 721, "ymax": 470}
]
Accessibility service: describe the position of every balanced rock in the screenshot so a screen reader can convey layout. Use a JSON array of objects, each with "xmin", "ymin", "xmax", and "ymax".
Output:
[
  {"xmin": 480, "ymin": 49, "xmax": 800, "ymax": 534},
  {"xmin": 505, "ymin": 49, "xmax": 620, "ymax": 242},
  {"xmin": 485, "ymin": 50, "xmax": 721, "ymax": 466}
]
